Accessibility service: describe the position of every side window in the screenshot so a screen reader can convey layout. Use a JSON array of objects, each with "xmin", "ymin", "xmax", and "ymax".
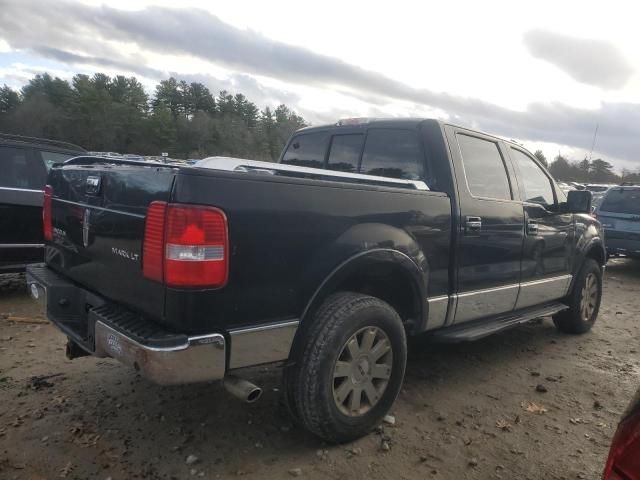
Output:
[
  {"xmin": 327, "ymin": 134, "xmax": 363, "ymax": 172},
  {"xmin": 0, "ymin": 146, "xmax": 44, "ymax": 189},
  {"xmin": 457, "ymin": 134, "xmax": 512, "ymax": 200},
  {"xmin": 510, "ymin": 149, "xmax": 555, "ymax": 206},
  {"xmin": 360, "ymin": 129, "xmax": 423, "ymax": 180},
  {"xmin": 39, "ymin": 150, "xmax": 77, "ymax": 170},
  {"xmin": 281, "ymin": 132, "xmax": 329, "ymax": 169}
]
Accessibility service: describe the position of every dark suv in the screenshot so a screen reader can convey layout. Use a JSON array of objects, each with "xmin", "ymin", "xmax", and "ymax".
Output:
[
  {"xmin": 596, "ymin": 185, "xmax": 640, "ymax": 259},
  {"xmin": 0, "ymin": 133, "xmax": 85, "ymax": 273}
]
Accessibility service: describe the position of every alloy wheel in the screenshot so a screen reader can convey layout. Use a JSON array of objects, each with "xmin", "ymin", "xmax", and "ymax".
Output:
[
  {"xmin": 332, "ymin": 326, "xmax": 393, "ymax": 416},
  {"xmin": 580, "ymin": 272, "xmax": 599, "ymax": 321}
]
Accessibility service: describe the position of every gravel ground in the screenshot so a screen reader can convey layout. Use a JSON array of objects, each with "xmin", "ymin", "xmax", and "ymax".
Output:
[{"xmin": 0, "ymin": 259, "xmax": 638, "ymax": 479}]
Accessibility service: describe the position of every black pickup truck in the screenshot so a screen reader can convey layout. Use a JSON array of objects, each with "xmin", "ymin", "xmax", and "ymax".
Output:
[{"xmin": 26, "ymin": 118, "xmax": 604, "ymax": 442}]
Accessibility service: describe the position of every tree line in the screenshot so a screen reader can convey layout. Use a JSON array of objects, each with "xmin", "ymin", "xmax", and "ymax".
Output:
[
  {"xmin": 2, "ymin": 73, "xmax": 636, "ymax": 182},
  {"xmin": 0, "ymin": 73, "xmax": 307, "ymax": 161},
  {"xmin": 532, "ymin": 150, "xmax": 634, "ymax": 184},
  {"xmin": 548, "ymin": 154, "xmax": 639, "ymax": 184}
]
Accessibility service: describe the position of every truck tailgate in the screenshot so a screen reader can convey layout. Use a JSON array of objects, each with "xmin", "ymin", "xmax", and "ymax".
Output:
[{"xmin": 46, "ymin": 163, "xmax": 177, "ymax": 322}]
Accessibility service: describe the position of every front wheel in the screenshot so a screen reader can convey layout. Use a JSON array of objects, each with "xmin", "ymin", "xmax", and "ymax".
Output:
[
  {"xmin": 288, "ymin": 292, "xmax": 407, "ymax": 443},
  {"xmin": 553, "ymin": 258, "xmax": 602, "ymax": 334}
]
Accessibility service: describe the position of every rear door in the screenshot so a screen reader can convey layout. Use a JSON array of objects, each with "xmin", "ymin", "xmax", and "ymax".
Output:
[
  {"xmin": 444, "ymin": 126, "xmax": 524, "ymax": 323},
  {"xmin": 0, "ymin": 145, "xmax": 47, "ymax": 270},
  {"xmin": 508, "ymin": 147, "xmax": 574, "ymax": 308}
]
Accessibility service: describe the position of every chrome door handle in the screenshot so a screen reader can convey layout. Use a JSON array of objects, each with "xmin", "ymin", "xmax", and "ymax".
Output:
[
  {"xmin": 527, "ymin": 220, "xmax": 538, "ymax": 235},
  {"xmin": 465, "ymin": 216, "xmax": 482, "ymax": 235}
]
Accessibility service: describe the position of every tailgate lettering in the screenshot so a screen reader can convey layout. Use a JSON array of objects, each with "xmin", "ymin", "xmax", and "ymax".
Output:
[{"xmin": 111, "ymin": 247, "xmax": 140, "ymax": 262}]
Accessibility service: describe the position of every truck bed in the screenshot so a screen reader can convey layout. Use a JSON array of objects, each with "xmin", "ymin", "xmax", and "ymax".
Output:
[{"xmin": 46, "ymin": 158, "xmax": 452, "ymax": 334}]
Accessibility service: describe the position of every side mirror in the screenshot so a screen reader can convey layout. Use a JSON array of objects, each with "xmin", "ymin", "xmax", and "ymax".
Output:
[{"xmin": 566, "ymin": 190, "xmax": 592, "ymax": 213}]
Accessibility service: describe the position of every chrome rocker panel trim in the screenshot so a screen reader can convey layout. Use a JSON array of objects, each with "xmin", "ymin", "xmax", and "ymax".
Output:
[
  {"xmin": 426, "ymin": 295, "xmax": 449, "ymax": 330},
  {"xmin": 228, "ymin": 320, "xmax": 299, "ymax": 370},
  {"xmin": 515, "ymin": 274, "xmax": 572, "ymax": 310}
]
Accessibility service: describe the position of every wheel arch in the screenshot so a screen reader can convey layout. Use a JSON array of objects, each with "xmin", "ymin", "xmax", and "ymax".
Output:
[
  {"xmin": 568, "ymin": 237, "xmax": 606, "ymax": 295},
  {"xmin": 288, "ymin": 249, "xmax": 427, "ymax": 365},
  {"xmin": 584, "ymin": 240, "xmax": 606, "ymax": 267}
]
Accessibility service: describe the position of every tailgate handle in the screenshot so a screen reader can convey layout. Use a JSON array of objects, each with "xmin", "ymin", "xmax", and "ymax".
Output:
[{"xmin": 465, "ymin": 216, "xmax": 482, "ymax": 235}]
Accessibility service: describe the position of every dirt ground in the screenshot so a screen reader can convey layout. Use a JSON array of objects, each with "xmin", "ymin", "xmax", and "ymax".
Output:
[{"xmin": 0, "ymin": 259, "xmax": 638, "ymax": 480}]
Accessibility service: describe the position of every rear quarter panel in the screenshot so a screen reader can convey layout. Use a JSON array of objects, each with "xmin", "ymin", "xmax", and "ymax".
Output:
[{"xmin": 166, "ymin": 169, "xmax": 452, "ymax": 333}]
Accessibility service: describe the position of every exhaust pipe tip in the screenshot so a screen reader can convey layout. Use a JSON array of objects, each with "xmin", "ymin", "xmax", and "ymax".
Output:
[
  {"xmin": 246, "ymin": 387, "xmax": 262, "ymax": 403},
  {"xmin": 224, "ymin": 375, "xmax": 263, "ymax": 403}
]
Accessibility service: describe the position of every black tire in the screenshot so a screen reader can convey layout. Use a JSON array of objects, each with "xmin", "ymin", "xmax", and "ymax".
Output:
[
  {"xmin": 287, "ymin": 292, "xmax": 407, "ymax": 443},
  {"xmin": 553, "ymin": 258, "xmax": 602, "ymax": 334}
]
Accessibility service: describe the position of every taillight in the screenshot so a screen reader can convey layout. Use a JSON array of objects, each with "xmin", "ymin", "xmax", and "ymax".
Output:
[
  {"xmin": 142, "ymin": 202, "xmax": 228, "ymax": 288},
  {"xmin": 43, "ymin": 185, "xmax": 53, "ymax": 241},
  {"xmin": 603, "ymin": 409, "xmax": 640, "ymax": 479},
  {"xmin": 142, "ymin": 201, "xmax": 167, "ymax": 283}
]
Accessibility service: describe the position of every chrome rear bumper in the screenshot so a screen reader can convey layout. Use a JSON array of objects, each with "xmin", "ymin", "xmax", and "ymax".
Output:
[
  {"xmin": 93, "ymin": 321, "xmax": 225, "ymax": 385},
  {"xmin": 26, "ymin": 264, "xmax": 226, "ymax": 385}
]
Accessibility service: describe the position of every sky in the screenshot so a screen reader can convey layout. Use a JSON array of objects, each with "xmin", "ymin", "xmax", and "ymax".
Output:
[{"xmin": 1, "ymin": 0, "xmax": 639, "ymax": 171}]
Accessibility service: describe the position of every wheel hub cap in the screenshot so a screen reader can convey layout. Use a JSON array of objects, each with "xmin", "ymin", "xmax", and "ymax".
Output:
[
  {"xmin": 353, "ymin": 357, "xmax": 370, "ymax": 383},
  {"xmin": 332, "ymin": 327, "xmax": 393, "ymax": 417}
]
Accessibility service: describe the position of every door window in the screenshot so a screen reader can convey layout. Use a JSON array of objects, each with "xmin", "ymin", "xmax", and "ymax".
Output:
[
  {"xmin": 0, "ymin": 146, "xmax": 46, "ymax": 189},
  {"xmin": 510, "ymin": 148, "xmax": 555, "ymax": 206},
  {"xmin": 360, "ymin": 129, "xmax": 423, "ymax": 180},
  {"xmin": 327, "ymin": 134, "xmax": 363, "ymax": 172},
  {"xmin": 281, "ymin": 132, "xmax": 329, "ymax": 169},
  {"xmin": 457, "ymin": 134, "xmax": 512, "ymax": 200}
]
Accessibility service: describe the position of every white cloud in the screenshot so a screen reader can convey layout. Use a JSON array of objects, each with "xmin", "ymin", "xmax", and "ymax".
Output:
[{"xmin": 1, "ymin": 0, "xmax": 640, "ymax": 171}]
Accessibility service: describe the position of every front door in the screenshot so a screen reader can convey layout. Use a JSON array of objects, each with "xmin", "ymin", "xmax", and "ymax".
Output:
[
  {"xmin": 507, "ymin": 147, "xmax": 574, "ymax": 309},
  {"xmin": 444, "ymin": 127, "xmax": 525, "ymax": 324}
]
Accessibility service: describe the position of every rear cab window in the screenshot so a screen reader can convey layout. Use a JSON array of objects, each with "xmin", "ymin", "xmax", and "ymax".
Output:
[
  {"xmin": 281, "ymin": 126, "xmax": 431, "ymax": 187},
  {"xmin": 360, "ymin": 129, "xmax": 424, "ymax": 180},
  {"xmin": 281, "ymin": 132, "xmax": 329, "ymax": 169},
  {"xmin": 327, "ymin": 134, "xmax": 363, "ymax": 172}
]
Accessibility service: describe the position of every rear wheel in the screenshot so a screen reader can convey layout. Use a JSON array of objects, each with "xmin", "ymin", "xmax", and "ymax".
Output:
[
  {"xmin": 553, "ymin": 258, "xmax": 602, "ymax": 334},
  {"xmin": 287, "ymin": 292, "xmax": 407, "ymax": 443}
]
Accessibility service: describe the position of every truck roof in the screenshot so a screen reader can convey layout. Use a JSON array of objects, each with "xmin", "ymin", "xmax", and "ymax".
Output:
[{"xmin": 295, "ymin": 117, "xmax": 525, "ymax": 150}]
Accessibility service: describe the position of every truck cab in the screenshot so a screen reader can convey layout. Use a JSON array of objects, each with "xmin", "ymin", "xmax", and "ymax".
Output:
[{"xmin": 280, "ymin": 119, "xmax": 603, "ymax": 332}]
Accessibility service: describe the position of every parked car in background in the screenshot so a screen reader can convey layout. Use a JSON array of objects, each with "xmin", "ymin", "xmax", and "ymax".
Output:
[
  {"xmin": 596, "ymin": 185, "xmax": 640, "ymax": 259},
  {"xmin": 586, "ymin": 184, "xmax": 613, "ymax": 208},
  {"xmin": 27, "ymin": 118, "xmax": 605, "ymax": 442},
  {"xmin": 0, "ymin": 133, "xmax": 85, "ymax": 273},
  {"xmin": 557, "ymin": 182, "xmax": 575, "ymax": 194},
  {"xmin": 602, "ymin": 386, "xmax": 640, "ymax": 479},
  {"xmin": 586, "ymin": 184, "xmax": 611, "ymax": 194}
]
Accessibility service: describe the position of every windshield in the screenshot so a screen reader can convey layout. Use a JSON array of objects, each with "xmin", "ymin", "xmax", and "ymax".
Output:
[{"xmin": 600, "ymin": 188, "xmax": 640, "ymax": 215}]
